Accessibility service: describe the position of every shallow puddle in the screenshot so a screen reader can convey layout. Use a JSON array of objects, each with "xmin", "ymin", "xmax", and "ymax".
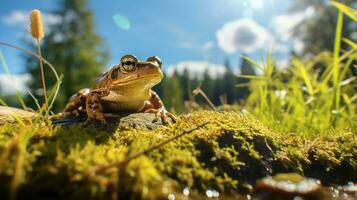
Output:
[{"xmin": 167, "ymin": 173, "xmax": 357, "ymax": 200}]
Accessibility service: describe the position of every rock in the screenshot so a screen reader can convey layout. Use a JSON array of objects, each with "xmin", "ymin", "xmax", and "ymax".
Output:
[
  {"xmin": 253, "ymin": 173, "xmax": 327, "ymax": 200},
  {"xmin": 52, "ymin": 112, "xmax": 173, "ymax": 130},
  {"xmin": 117, "ymin": 113, "xmax": 172, "ymax": 130},
  {"xmin": 0, "ymin": 106, "xmax": 37, "ymax": 125}
]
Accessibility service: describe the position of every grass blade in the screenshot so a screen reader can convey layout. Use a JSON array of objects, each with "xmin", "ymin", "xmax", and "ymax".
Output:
[
  {"xmin": 26, "ymin": 90, "xmax": 41, "ymax": 112},
  {"xmin": 332, "ymin": 11, "xmax": 343, "ymax": 115},
  {"xmin": 331, "ymin": 1, "xmax": 357, "ymax": 21},
  {"xmin": 342, "ymin": 38, "xmax": 357, "ymax": 50},
  {"xmin": 0, "ymin": 98, "xmax": 8, "ymax": 106},
  {"xmin": 240, "ymin": 55, "xmax": 264, "ymax": 71},
  {"xmin": 46, "ymin": 77, "xmax": 62, "ymax": 116},
  {"xmin": 340, "ymin": 52, "xmax": 356, "ymax": 82},
  {"xmin": 292, "ymin": 58, "xmax": 314, "ymax": 96},
  {"xmin": 236, "ymin": 75, "xmax": 266, "ymax": 79}
]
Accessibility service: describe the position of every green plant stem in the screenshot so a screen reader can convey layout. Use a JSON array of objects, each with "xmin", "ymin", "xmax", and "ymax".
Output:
[{"xmin": 332, "ymin": 11, "xmax": 343, "ymax": 123}]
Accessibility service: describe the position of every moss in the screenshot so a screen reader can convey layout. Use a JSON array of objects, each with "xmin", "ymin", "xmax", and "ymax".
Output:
[{"xmin": 0, "ymin": 110, "xmax": 356, "ymax": 199}]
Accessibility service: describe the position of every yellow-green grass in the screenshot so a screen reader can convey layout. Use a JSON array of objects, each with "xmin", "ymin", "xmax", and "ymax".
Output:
[
  {"xmin": 242, "ymin": 48, "xmax": 356, "ymax": 134},
  {"xmin": 238, "ymin": 2, "xmax": 357, "ymax": 134}
]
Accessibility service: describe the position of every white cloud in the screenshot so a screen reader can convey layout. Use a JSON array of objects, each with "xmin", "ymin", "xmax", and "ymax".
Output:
[
  {"xmin": 0, "ymin": 73, "xmax": 31, "ymax": 95},
  {"xmin": 166, "ymin": 61, "xmax": 229, "ymax": 79},
  {"xmin": 1, "ymin": 10, "xmax": 61, "ymax": 29},
  {"xmin": 270, "ymin": 6, "xmax": 315, "ymax": 42},
  {"xmin": 268, "ymin": 7, "xmax": 315, "ymax": 56},
  {"xmin": 251, "ymin": 0, "xmax": 264, "ymax": 10},
  {"xmin": 1, "ymin": 11, "xmax": 27, "ymax": 25},
  {"xmin": 216, "ymin": 18, "xmax": 275, "ymax": 54}
]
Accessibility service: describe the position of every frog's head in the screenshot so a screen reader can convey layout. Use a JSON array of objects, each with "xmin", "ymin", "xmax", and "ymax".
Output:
[{"xmin": 108, "ymin": 55, "xmax": 163, "ymax": 90}]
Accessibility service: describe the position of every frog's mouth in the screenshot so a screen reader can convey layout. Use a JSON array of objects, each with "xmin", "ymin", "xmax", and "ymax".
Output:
[{"xmin": 110, "ymin": 74, "xmax": 163, "ymax": 88}]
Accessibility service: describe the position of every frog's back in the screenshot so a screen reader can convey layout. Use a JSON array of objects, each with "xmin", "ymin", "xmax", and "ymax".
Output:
[{"xmin": 92, "ymin": 71, "xmax": 109, "ymax": 89}]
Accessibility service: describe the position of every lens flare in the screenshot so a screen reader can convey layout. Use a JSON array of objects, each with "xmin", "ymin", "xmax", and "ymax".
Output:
[{"xmin": 113, "ymin": 14, "xmax": 130, "ymax": 30}]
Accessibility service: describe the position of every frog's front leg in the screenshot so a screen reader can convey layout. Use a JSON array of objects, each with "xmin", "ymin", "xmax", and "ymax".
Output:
[
  {"xmin": 142, "ymin": 91, "xmax": 177, "ymax": 124},
  {"xmin": 61, "ymin": 88, "xmax": 90, "ymax": 117},
  {"xmin": 85, "ymin": 88, "xmax": 110, "ymax": 123}
]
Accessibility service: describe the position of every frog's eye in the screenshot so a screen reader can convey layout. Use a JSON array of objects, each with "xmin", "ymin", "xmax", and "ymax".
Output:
[
  {"xmin": 111, "ymin": 68, "xmax": 119, "ymax": 79},
  {"xmin": 147, "ymin": 56, "xmax": 162, "ymax": 68},
  {"xmin": 120, "ymin": 55, "xmax": 138, "ymax": 73}
]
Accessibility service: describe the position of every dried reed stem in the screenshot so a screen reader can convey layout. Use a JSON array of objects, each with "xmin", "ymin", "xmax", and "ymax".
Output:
[{"xmin": 192, "ymin": 83, "xmax": 217, "ymax": 110}]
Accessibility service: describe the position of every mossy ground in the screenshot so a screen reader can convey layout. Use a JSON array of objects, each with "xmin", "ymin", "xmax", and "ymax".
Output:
[{"xmin": 0, "ymin": 110, "xmax": 356, "ymax": 199}]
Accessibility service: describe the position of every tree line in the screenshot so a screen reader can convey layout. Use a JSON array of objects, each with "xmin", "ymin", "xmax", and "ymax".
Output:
[{"xmin": 154, "ymin": 58, "xmax": 256, "ymax": 113}]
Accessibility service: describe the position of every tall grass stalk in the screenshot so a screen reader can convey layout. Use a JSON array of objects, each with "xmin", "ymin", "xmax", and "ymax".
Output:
[{"xmin": 30, "ymin": 9, "xmax": 48, "ymax": 115}]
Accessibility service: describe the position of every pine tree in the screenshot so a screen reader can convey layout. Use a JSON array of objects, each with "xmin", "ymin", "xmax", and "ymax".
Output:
[
  {"xmin": 202, "ymin": 69, "xmax": 214, "ymax": 101},
  {"xmin": 213, "ymin": 76, "xmax": 224, "ymax": 105},
  {"xmin": 161, "ymin": 71, "xmax": 184, "ymax": 113},
  {"xmin": 178, "ymin": 68, "xmax": 190, "ymax": 101},
  {"xmin": 222, "ymin": 58, "xmax": 237, "ymax": 104},
  {"xmin": 237, "ymin": 56, "xmax": 255, "ymax": 100},
  {"xmin": 25, "ymin": 0, "xmax": 109, "ymax": 111}
]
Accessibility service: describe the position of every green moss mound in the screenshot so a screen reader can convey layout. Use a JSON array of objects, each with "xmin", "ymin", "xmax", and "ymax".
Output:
[{"xmin": 0, "ymin": 110, "xmax": 356, "ymax": 199}]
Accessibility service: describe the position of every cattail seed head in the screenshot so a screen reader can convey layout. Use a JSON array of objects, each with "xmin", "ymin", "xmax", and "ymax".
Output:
[{"xmin": 29, "ymin": 9, "xmax": 44, "ymax": 40}]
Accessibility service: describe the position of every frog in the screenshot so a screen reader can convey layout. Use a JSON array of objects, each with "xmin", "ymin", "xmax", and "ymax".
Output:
[{"xmin": 60, "ymin": 54, "xmax": 176, "ymax": 124}]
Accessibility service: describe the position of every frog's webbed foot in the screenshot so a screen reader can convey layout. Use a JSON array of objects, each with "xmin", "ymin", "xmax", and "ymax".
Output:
[
  {"xmin": 144, "ymin": 107, "xmax": 177, "ymax": 124},
  {"xmin": 85, "ymin": 88, "xmax": 110, "ymax": 125},
  {"xmin": 82, "ymin": 117, "xmax": 106, "ymax": 128}
]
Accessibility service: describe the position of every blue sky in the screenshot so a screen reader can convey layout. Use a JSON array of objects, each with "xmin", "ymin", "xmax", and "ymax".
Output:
[{"xmin": 0, "ymin": 0, "xmax": 315, "ymax": 92}]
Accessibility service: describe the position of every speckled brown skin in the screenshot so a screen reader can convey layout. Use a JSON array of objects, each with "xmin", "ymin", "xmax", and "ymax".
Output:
[{"xmin": 62, "ymin": 55, "xmax": 176, "ymax": 124}]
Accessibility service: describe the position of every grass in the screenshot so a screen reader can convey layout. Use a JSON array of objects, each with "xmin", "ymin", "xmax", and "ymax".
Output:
[
  {"xmin": 0, "ymin": 110, "xmax": 356, "ymax": 199},
  {"xmin": 0, "ymin": 42, "xmax": 62, "ymax": 118},
  {"xmin": 238, "ymin": 4, "xmax": 357, "ymax": 133},
  {"xmin": 241, "ymin": 49, "xmax": 356, "ymax": 133}
]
